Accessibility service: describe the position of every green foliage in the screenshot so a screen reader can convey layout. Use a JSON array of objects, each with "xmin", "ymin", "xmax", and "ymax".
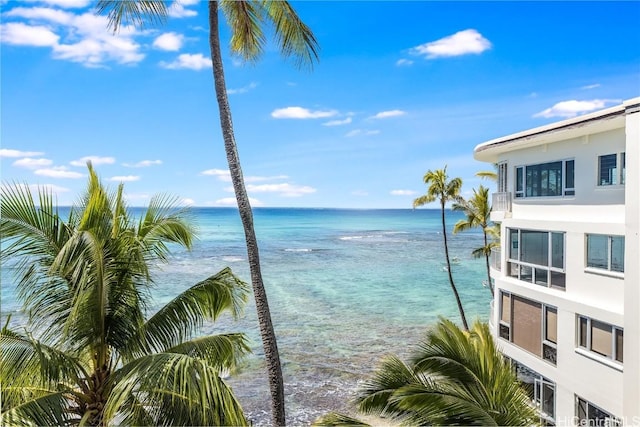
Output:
[
  {"xmin": 354, "ymin": 318, "xmax": 539, "ymax": 426},
  {"xmin": 1, "ymin": 164, "xmax": 250, "ymax": 426}
]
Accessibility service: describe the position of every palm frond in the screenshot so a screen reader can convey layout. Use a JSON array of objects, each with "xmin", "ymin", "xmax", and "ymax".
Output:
[
  {"xmin": 96, "ymin": 0, "xmax": 168, "ymax": 33},
  {"xmin": 127, "ymin": 268, "xmax": 249, "ymax": 358},
  {"xmin": 356, "ymin": 355, "xmax": 415, "ymax": 419},
  {"xmin": 263, "ymin": 0, "xmax": 320, "ymax": 69},
  {"xmin": 166, "ymin": 333, "xmax": 251, "ymax": 373},
  {"xmin": 312, "ymin": 412, "xmax": 371, "ymax": 426},
  {"xmin": 412, "ymin": 194, "xmax": 435, "ymax": 208},
  {"xmin": 476, "ymin": 170, "xmax": 498, "ymax": 181},
  {"xmin": 221, "ymin": 0, "xmax": 266, "ymax": 62},
  {"xmin": 1, "ymin": 391, "xmax": 75, "ymax": 426},
  {"xmin": 0, "ymin": 333, "xmax": 86, "ymax": 410},
  {"xmin": 104, "ymin": 352, "xmax": 248, "ymax": 426}
]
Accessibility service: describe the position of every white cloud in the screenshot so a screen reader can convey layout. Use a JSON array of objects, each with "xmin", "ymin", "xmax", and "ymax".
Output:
[
  {"xmin": 0, "ymin": 22, "xmax": 60, "ymax": 46},
  {"xmin": 227, "ymin": 82, "xmax": 258, "ymax": 95},
  {"xmin": 271, "ymin": 106, "xmax": 337, "ymax": 119},
  {"xmin": 123, "ymin": 159, "xmax": 162, "ymax": 167},
  {"xmin": 201, "ymin": 168, "xmax": 231, "ymax": 181},
  {"xmin": 109, "ymin": 175, "xmax": 140, "ymax": 182},
  {"xmin": 370, "ymin": 110, "xmax": 406, "ymax": 119},
  {"xmin": 533, "ymin": 99, "xmax": 618, "ymax": 118},
  {"xmin": 245, "ymin": 183, "xmax": 316, "ymax": 197},
  {"xmin": 3, "ymin": 8, "xmax": 146, "ymax": 67},
  {"xmin": 410, "ymin": 29, "xmax": 491, "ymax": 59},
  {"xmin": 581, "ymin": 83, "xmax": 601, "ymax": 90},
  {"xmin": 213, "ymin": 197, "xmax": 263, "ymax": 207},
  {"xmin": 345, "ymin": 129, "xmax": 380, "ymax": 137},
  {"xmin": 0, "ymin": 149, "xmax": 45, "ymax": 158},
  {"xmin": 396, "ymin": 58, "xmax": 413, "ymax": 66},
  {"xmin": 160, "ymin": 53, "xmax": 211, "ymax": 70},
  {"xmin": 153, "ymin": 32, "xmax": 184, "ymax": 51},
  {"xmin": 323, "ymin": 117, "xmax": 352, "ymax": 126},
  {"xmin": 70, "ymin": 156, "xmax": 115, "ymax": 166},
  {"xmin": 181, "ymin": 197, "xmax": 195, "ymax": 206},
  {"xmin": 39, "ymin": 0, "xmax": 91, "ymax": 8},
  {"xmin": 167, "ymin": 1, "xmax": 198, "ymax": 18},
  {"xmin": 12, "ymin": 158, "xmax": 53, "ymax": 169},
  {"xmin": 34, "ymin": 167, "xmax": 84, "ymax": 178},
  {"xmin": 391, "ymin": 189, "xmax": 417, "ymax": 196},
  {"xmin": 5, "ymin": 7, "xmax": 73, "ymax": 25}
]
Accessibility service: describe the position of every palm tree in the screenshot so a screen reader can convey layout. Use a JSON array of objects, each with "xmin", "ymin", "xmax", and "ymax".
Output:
[
  {"xmin": 0, "ymin": 164, "xmax": 251, "ymax": 426},
  {"xmin": 351, "ymin": 318, "xmax": 539, "ymax": 426},
  {"xmin": 453, "ymin": 185, "xmax": 497, "ymax": 296},
  {"xmin": 96, "ymin": 2, "xmax": 319, "ymax": 424},
  {"xmin": 413, "ymin": 166, "xmax": 468, "ymax": 331}
]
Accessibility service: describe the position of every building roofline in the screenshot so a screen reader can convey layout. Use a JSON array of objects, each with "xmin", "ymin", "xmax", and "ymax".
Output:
[{"xmin": 474, "ymin": 97, "xmax": 640, "ymax": 160}]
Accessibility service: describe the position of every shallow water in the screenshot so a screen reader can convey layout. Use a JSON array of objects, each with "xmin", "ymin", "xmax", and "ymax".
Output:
[{"xmin": 1, "ymin": 208, "xmax": 491, "ymax": 425}]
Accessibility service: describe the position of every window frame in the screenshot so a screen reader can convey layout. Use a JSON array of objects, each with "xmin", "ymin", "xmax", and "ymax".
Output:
[
  {"xmin": 597, "ymin": 152, "xmax": 626, "ymax": 187},
  {"xmin": 576, "ymin": 315, "xmax": 623, "ymax": 365},
  {"xmin": 499, "ymin": 291, "xmax": 557, "ymax": 365},
  {"xmin": 508, "ymin": 228, "xmax": 566, "ymax": 290},
  {"xmin": 514, "ymin": 158, "xmax": 575, "ymax": 199},
  {"xmin": 576, "ymin": 396, "xmax": 621, "ymax": 427},
  {"xmin": 586, "ymin": 234, "xmax": 625, "ymax": 274}
]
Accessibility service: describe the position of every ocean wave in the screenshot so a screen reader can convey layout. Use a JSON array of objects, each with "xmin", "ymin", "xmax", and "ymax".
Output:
[
  {"xmin": 221, "ymin": 256, "xmax": 244, "ymax": 262},
  {"xmin": 284, "ymin": 248, "xmax": 314, "ymax": 252}
]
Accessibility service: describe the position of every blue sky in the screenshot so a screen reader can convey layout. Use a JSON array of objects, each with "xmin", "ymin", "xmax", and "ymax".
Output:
[{"xmin": 1, "ymin": 0, "xmax": 639, "ymax": 208}]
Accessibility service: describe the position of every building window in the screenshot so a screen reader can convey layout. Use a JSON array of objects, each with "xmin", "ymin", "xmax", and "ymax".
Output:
[
  {"xmin": 497, "ymin": 162, "xmax": 508, "ymax": 193},
  {"xmin": 509, "ymin": 359, "xmax": 556, "ymax": 424},
  {"xmin": 598, "ymin": 152, "xmax": 625, "ymax": 186},
  {"xmin": 508, "ymin": 228, "xmax": 566, "ymax": 289},
  {"xmin": 586, "ymin": 234, "xmax": 625, "ymax": 273},
  {"xmin": 500, "ymin": 292, "xmax": 557, "ymax": 365},
  {"xmin": 576, "ymin": 397, "xmax": 621, "ymax": 426},
  {"xmin": 577, "ymin": 316, "xmax": 623, "ymax": 364},
  {"xmin": 514, "ymin": 159, "xmax": 574, "ymax": 198}
]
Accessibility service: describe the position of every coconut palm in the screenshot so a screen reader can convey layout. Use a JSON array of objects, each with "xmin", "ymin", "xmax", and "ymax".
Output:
[
  {"xmin": 96, "ymin": 2, "xmax": 319, "ymax": 424},
  {"xmin": 0, "ymin": 164, "xmax": 250, "ymax": 426},
  {"xmin": 348, "ymin": 318, "xmax": 539, "ymax": 426},
  {"xmin": 413, "ymin": 167, "xmax": 468, "ymax": 331},
  {"xmin": 453, "ymin": 185, "xmax": 497, "ymax": 296}
]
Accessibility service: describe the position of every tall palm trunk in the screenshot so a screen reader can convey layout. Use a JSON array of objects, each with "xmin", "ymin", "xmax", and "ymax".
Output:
[
  {"xmin": 440, "ymin": 200, "xmax": 469, "ymax": 331},
  {"xmin": 482, "ymin": 230, "xmax": 494, "ymax": 297},
  {"xmin": 208, "ymin": 2, "xmax": 285, "ymax": 426}
]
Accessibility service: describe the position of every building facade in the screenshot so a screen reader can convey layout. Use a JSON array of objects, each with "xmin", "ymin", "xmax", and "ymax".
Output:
[{"xmin": 474, "ymin": 97, "xmax": 639, "ymax": 426}]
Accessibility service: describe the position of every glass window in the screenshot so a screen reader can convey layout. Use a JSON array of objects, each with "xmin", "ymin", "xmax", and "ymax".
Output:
[
  {"xmin": 551, "ymin": 232, "xmax": 564, "ymax": 269},
  {"xmin": 611, "ymin": 236, "xmax": 625, "ymax": 273},
  {"xmin": 577, "ymin": 316, "xmax": 623, "ymax": 365},
  {"xmin": 598, "ymin": 154, "xmax": 618, "ymax": 186},
  {"xmin": 545, "ymin": 307, "xmax": 557, "ymax": 344},
  {"xmin": 507, "ymin": 228, "xmax": 565, "ymax": 289},
  {"xmin": 565, "ymin": 160, "xmax": 575, "ymax": 195},
  {"xmin": 576, "ymin": 397, "xmax": 621, "ymax": 427},
  {"xmin": 591, "ymin": 320, "xmax": 612, "ymax": 358},
  {"xmin": 615, "ymin": 329, "xmax": 623, "ymax": 363},
  {"xmin": 587, "ymin": 234, "xmax": 625, "ymax": 273},
  {"xmin": 587, "ymin": 234, "xmax": 608, "ymax": 269},
  {"xmin": 515, "ymin": 160, "xmax": 574, "ymax": 198},
  {"xmin": 515, "ymin": 166, "xmax": 523, "ymax": 198},
  {"xmin": 621, "ymin": 152, "xmax": 626, "ymax": 185}
]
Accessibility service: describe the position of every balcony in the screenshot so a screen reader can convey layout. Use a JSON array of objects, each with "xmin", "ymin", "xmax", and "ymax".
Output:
[
  {"xmin": 490, "ymin": 246, "xmax": 501, "ymax": 272},
  {"xmin": 491, "ymin": 192, "xmax": 512, "ymax": 221}
]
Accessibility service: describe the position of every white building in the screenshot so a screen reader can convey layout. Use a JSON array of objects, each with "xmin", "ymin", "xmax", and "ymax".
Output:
[{"xmin": 474, "ymin": 97, "xmax": 640, "ymax": 426}]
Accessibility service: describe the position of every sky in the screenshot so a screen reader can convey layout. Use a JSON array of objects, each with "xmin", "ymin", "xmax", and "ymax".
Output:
[{"xmin": 1, "ymin": 0, "xmax": 639, "ymax": 209}]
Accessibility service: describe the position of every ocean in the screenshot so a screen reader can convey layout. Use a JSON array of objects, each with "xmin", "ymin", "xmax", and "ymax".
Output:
[{"xmin": 1, "ymin": 207, "xmax": 491, "ymax": 425}]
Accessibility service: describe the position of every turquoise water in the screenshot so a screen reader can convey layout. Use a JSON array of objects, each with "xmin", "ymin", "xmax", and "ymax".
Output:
[{"xmin": 1, "ymin": 208, "xmax": 491, "ymax": 425}]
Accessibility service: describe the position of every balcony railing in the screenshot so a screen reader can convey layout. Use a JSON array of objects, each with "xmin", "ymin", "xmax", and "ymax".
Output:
[
  {"xmin": 492, "ymin": 192, "xmax": 512, "ymax": 213},
  {"xmin": 490, "ymin": 246, "xmax": 501, "ymax": 272}
]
